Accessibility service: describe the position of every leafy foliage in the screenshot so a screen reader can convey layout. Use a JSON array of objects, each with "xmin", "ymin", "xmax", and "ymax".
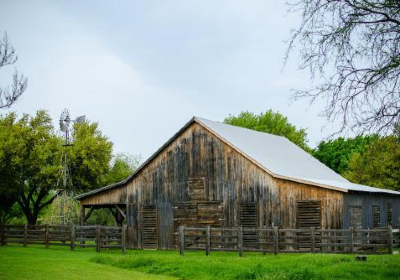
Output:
[
  {"xmin": 224, "ymin": 110, "xmax": 310, "ymax": 151},
  {"xmin": 313, "ymin": 135, "xmax": 378, "ymax": 175},
  {"xmin": 101, "ymin": 153, "xmax": 142, "ymax": 186},
  {"xmin": 345, "ymin": 136, "xmax": 400, "ymax": 191}
]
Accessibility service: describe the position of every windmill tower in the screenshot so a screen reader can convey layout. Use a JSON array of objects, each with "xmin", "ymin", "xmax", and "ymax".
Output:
[{"xmin": 50, "ymin": 109, "xmax": 85, "ymax": 226}]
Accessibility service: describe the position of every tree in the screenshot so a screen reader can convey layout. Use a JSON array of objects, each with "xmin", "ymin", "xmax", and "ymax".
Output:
[
  {"xmin": 224, "ymin": 110, "xmax": 310, "ymax": 151},
  {"xmin": 0, "ymin": 32, "xmax": 27, "ymax": 108},
  {"xmin": 313, "ymin": 135, "xmax": 378, "ymax": 175},
  {"xmin": 344, "ymin": 135, "xmax": 400, "ymax": 191},
  {"xmin": 101, "ymin": 153, "xmax": 142, "ymax": 186},
  {"xmin": 287, "ymin": 0, "xmax": 400, "ymax": 134},
  {"xmin": 0, "ymin": 111, "xmax": 113, "ymax": 224}
]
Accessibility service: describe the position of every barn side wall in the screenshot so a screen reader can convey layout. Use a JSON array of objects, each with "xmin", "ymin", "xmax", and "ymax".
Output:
[
  {"xmin": 343, "ymin": 193, "xmax": 400, "ymax": 228},
  {"xmin": 124, "ymin": 122, "xmax": 344, "ymax": 249}
]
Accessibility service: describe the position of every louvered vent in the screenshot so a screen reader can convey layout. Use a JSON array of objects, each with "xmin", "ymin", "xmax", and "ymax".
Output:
[
  {"xmin": 297, "ymin": 201, "xmax": 321, "ymax": 229},
  {"xmin": 239, "ymin": 203, "xmax": 258, "ymax": 246},
  {"xmin": 141, "ymin": 205, "xmax": 158, "ymax": 249},
  {"xmin": 373, "ymin": 205, "xmax": 380, "ymax": 228},
  {"xmin": 387, "ymin": 203, "xmax": 392, "ymax": 226}
]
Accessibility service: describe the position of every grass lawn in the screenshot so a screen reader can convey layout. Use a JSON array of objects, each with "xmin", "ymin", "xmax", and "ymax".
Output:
[{"xmin": 1, "ymin": 245, "xmax": 400, "ymax": 280}]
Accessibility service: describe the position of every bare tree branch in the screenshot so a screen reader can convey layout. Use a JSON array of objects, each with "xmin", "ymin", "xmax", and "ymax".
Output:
[
  {"xmin": 286, "ymin": 0, "xmax": 400, "ymax": 135},
  {"xmin": 0, "ymin": 32, "xmax": 27, "ymax": 109}
]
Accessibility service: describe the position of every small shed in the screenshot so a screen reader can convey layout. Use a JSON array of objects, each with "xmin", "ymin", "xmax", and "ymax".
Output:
[{"xmin": 75, "ymin": 117, "xmax": 400, "ymax": 249}]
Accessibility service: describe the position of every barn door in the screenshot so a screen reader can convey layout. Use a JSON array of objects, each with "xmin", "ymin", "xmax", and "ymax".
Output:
[
  {"xmin": 239, "ymin": 202, "xmax": 259, "ymax": 247},
  {"xmin": 141, "ymin": 205, "xmax": 158, "ymax": 249},
  {"xmin": 349, "ymin": 206, "xmax": 362, "ymax": 228}
]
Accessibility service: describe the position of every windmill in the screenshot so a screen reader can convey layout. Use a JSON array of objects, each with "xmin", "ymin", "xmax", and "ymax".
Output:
[{"xmin": 50, "ymin": 109, "xmax": 85, "ymax": 226}]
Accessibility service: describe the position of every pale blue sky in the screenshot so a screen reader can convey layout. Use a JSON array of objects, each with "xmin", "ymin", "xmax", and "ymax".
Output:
[{"xmin": 0, "ymin": 0, "xmax": 340, "ymax": 158}]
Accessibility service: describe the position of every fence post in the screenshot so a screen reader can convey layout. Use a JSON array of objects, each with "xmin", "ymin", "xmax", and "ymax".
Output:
[
  {"xmin": 45, "ymin": 224, "xmax": 49, "ymax": 249},
  {"xmin": 310, "ymin": 227, "xmax": 315, "ymax": 253},
  {"xmin": 70, "ymin": 225, "xmax": 75, "ymax": 251},
  {"xmin": 23, "ymin": 224, "xmax": 28, "ymax": 247},
  {"xmin": 273, "ymin": 226, "xmax": 279, "ymax": 255},
  {"xmin": 96, "ymin": 225, "xmax": 102, "ymax": 253},
  {"xmin": 122, "ymin": 225, "xmax": 127, "ymax": 255},
  {"xmin": 179, "ymin": 226, "xmax": 185, "ymax": 256},
  {"xmin": 0, "ymin": 225, "xmax": 4, "ymax": 246},
  {"xmin": 238, "ymin": 227, "xmax": 243, "ymax": 257},
  {"xmin": 205, "ymin": 226, "xmax": 211, "ymax": 256},
  {"xmin": 349, "ymin": 227, "xmax": 354, "ymax": 254},
  {"xmin": 388, "ymin": 225, "xmax": 393, "ymax": 255}
]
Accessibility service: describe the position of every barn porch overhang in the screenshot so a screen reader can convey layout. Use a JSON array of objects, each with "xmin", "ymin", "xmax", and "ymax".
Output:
[{"xmin": 80, "ymin": 203, "xmax": 127, "ymax": 226}]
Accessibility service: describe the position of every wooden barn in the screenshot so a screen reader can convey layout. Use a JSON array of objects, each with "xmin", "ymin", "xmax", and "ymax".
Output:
[{"xmin": 75, "ymin": 117, "xmax": 400, "ymax": 249}]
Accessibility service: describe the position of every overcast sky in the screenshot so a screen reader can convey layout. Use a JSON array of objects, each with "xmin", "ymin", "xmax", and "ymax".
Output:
[{"xmin": 0, "ymin": 0, "xmax": 340, "ymax": 159}]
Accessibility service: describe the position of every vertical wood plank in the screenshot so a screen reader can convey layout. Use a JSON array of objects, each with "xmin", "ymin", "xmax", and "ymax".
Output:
[
  {"xmin": 205, "ymin": 226, "xmax": 211, "ymax": 256},
  {"xmin": 23, "ymin": 224, "xmax": 28, "ymax": 247},
  {"xmin": 70, "ymin": 225, "xmax": 75, "ymax": 251},
  {"xmin": 238, "ymin": 227, "xmax": 243, "ymax": 257},
  {"xmin": 179, "ymin": 226, "xmax": 185, "ymax": 256},
  {"xmin": 310, "ymin": 227, "xmax": 315, "ymax": 253},
  {"xmin": 388, "ymin": 225, "xmax": 393, "ymax": 255},
  {"xmin": 273, "ymin": 226, "xmax": 279, "ymax": 255},
  {"xmin": 96, "ymin": 225, "xmax": 102, "ymax": 253},
  {"xmin": 45, "ymin": 224, "xmax": 49, "ymax": 249},
  {"xmin": 349, "ymin": 227, "xmax": 354, "ymax": 254},
  {"xmin": 122, "ymin": 225, "xmax": 127, "ymax": 255}
]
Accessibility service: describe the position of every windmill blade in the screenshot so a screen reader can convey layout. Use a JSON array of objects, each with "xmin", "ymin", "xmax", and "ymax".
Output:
[{"xmin": 75, "ymin": 115, "xmax": 86, "ymax": 124}]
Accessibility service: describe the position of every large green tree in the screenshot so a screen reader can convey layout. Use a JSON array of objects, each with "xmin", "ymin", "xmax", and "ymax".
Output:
[
  {"xmin": 224, "ymin": 110, "xmax": 310, "ymax": 151},
  {"xmin": 101, "ymin": 153, "xmax": 141, "ymax": 186},
  {"xmin": 344, "ymin": 136, "xmax": 400, "ymax": 191},
  {"xmin": 313, "ymin": 135, "xmax": 378, "ymax": 175},
  {"xmin": 0, "ymin": 111, "xmax": 113, "ymax": 224}
]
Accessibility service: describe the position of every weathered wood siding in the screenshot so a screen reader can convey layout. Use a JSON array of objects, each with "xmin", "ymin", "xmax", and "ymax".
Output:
[
  {"xmin": 122, "ymin": 122, "xmax": 344, "ymax": 248},
  {"xmin": 343, "ymin": 193, "xmax": 400, "ymax": 228},
  {"xmin": 80, "ymin": 186, "xmax": 126, "ymax": 205}
]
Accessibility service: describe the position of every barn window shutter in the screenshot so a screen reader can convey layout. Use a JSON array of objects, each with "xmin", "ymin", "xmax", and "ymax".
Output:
[
  {"xmin": 239, "ymin": 203, "xmax": 258, "ymax": 246},
  {"xmin": 372, "ymin": 205, "xmax": 380, "ymax": 228},
  {"xmin": 297, "ymin": 201, "xmax": 321, "ymax": 229},
  {"xmin": 141, "ymin": 205, "xmax": 158, "ymax": 249},
  {"xmin": 188, "ymin": 177, "xmax": 205, "ymax": 201},
  {"xmin": 349, "ymin": 206, "xmax": 363, "ymax": 228},
  {"xmin": 387, "ymin": 203, "xmax": 393, "ymax": 226}
]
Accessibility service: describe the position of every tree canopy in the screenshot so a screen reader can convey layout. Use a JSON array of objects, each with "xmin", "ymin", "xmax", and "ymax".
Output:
[
  {"xmin": 287, "ymin": 0, "xmax": 400, "ymax": 134},
  {"xmin": 345, "ymin": 135, "xmax": 400, "ymax": 191},
  {"xmin": 224, "ymin": 110, "xmax": 310, "ymax": 151},
  {"xmin": 313, "ymin": 135, "xmax": 378, "ymax": 175},
  {"xmin": 0, "ymin": 111, "xmax": 113, "ymax": 224}
]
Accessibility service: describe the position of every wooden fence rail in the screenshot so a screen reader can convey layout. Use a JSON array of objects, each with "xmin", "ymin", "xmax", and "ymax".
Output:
[
  {"xmin": 0, "ymin": 224, "xmax": 127, "ymax": 254},
  {"xmin": 179, "ymin": 226, "xmax": 398, "ymax": 256}
]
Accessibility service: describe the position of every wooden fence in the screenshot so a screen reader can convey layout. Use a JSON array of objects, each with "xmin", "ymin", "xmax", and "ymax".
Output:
[
  {"xmin": 178, "ymin": 226, "xmax": 399, "ymax": 256},
  {"xmin": 0, "ymin": 224, "xmax": 127, "ymax": 254}
]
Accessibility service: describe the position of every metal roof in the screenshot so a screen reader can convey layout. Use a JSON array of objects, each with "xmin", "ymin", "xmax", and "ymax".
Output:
[{"xmin": 76, "ymin": 116, "xmax": 400, "ymax": 200}]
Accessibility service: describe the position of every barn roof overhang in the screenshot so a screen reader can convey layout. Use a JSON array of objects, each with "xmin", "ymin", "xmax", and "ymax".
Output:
[{"xmin": 75, "ymin": 117, "xmax": 400, "ymax": 200}]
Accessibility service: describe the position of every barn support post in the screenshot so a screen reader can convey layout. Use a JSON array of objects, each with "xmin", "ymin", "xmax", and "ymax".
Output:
[
  {"xmin": 388, "ymin": 225, "xmax": 393, "ymax": 255},
  {"xmin": 96, "ymin": 225, "xmax": 102, "ymax": 253},
  {"xmin": 122, "ymin": 225, "xmax": 127, "ymax": 254},
  {"xmin": 273, "ymin": 226, "xmax": 279, "ymax": 255},
  {"xmin": 349, "ymin": 227, "xmax": 354, "ymax": 254},
  {"xmin": 45, "ymin": 224, "xmax": 50, "ymax": 249},
  {"xmin": 23, "ymin": 224, "xmax": 28, "ymax": 247},
  {"xmin": 310, "ymin": 227, "xmax": 315, "ymax": 253},
  {"xmin": 237, "ymin": 227, "xmax": 243, "ymax": 257},
  {"xmin": 70, "ymin": 225, "xmax": 75, "ymax": 251},
  {"xmin": 179, "ymin": 226, "xmax": 185, "ymax": 256},
  {"xmin": 80, "ymin": 206, "xmax": 85, "ymax": 226},
  {"xmin": 205, "ymin": 226, "xmax": 211, "ymax": 256}
]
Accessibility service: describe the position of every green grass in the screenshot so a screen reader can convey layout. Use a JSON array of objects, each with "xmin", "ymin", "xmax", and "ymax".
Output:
[{"xmin": 1, "ymin": 245, "xmax": 400, "ymax": 280}]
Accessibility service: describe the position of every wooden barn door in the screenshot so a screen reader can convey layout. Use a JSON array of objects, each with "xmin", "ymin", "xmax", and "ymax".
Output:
[
  {"xmin": 173, "ymin": 202, "xmax": 222, "ymax": 248},
  {"xmin": 141, "ymin": 205, "xmax": 158, "ymax": 249},
  {"xmin": 349, "ymin": 206, "xmax": 363, "ymax": 228},
  {"xmin": 239, "ymin": 202, "xmax": 259, "ymax": 247},
  {"xmin": 297, "ymin": 201, "xmax": 321, "ymax": 229}
]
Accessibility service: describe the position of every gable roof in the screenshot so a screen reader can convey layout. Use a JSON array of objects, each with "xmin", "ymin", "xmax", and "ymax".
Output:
[{"xmin": 76, "ymin": 117, "xmax": 400, "ymax": 200}]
